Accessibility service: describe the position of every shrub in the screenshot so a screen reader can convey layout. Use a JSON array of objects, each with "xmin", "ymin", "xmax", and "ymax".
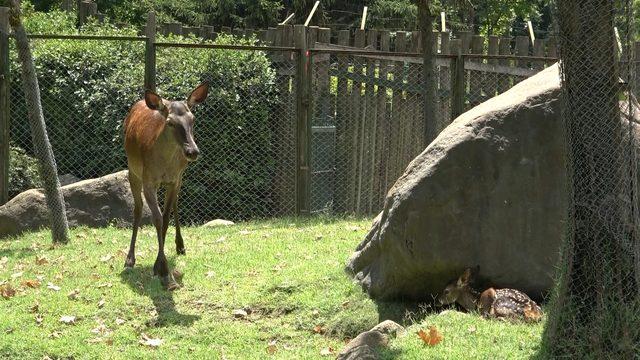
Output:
[
  {"xmin": 8, "ymin": 146, "xmax": 42, "ymax": 198},
  {"xmin": 9, "ymin": 9, "xmax": 281, "ymax": 221}
]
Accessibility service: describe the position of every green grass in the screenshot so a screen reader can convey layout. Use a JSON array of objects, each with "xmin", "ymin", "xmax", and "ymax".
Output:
[{"xmin": 0, "ymin": 217, "xmax": 543, "ymax": 359}]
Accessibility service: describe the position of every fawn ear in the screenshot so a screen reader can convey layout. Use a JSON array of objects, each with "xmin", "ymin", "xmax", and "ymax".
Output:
[
  {"xmin": 457, "ymin": 268, "xmax": 473, "ymax": 286},
  {"xmin": 187, "ymin": 82, "xmax": 209, "ymax": 108},
  {"xmin": 145, "ymin": 90, "xmax": 165, "ymax": 111}
]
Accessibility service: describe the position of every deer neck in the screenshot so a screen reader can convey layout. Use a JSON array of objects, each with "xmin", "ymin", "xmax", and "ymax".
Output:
[{"xmin": 457, "ymin": 287, "xmax": 480, "ymax": 312}]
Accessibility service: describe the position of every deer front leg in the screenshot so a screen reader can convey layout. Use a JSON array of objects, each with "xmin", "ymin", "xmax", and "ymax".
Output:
[
  {"xmin": 143, "ymin": 183, "xmax": 177, "ymax": 290},
  {"xmin": 125, "ymin": 173, "xmax": 143, "ymax": 268},
  {"xmin": 162, "ymin": 181, "xmax": 185, "ymax": 255}
]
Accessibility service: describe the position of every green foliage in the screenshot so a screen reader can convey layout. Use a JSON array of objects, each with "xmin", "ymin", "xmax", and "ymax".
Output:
[
  {"xmin": 8, "ymin": 146, "xmax": 41, "ymax": 198},
  {"xmin": 10, "ymin": 10, "xmax": 279, "ymax": 221}
]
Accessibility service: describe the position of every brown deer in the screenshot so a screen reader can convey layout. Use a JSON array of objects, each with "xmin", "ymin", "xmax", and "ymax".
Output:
[
  {"xmin": 123, "ymin": 83, "xmax": 209, "ymax": 290},
  {"xmin": 437, "ymin": 267, "xmax": 543, "ymax": 322}
]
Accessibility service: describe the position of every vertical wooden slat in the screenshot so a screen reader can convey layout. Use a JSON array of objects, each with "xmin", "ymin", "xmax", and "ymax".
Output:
[
  {"xmin": 515, "ymin": 35, "xmax": 530, "ymax": 83},
  {"xmin": 439, "ymin": 31, "xmax": 450, "ymax": 130},
  {"xmin": 391, "ymin": 31, "xmax": 407, "ymax": 184},
  {"xmin": 469, "ymin": 35, "xmax": 484, "ymax": 108},
  {"xmin": 498, "ymin": 37, "xmax": 512, "ymax": 93},
  {"xmin": 533, "ymin": 38, "xmax": 545, "ymax": 70},
  {"xmin": 364, "ymin": 29, "xmax": 378, "ymax": 213},
  {"xmin": 353, "ymin": 29, "xmax": 366, "ymax": 214},
  {"xmin": 486, "ymin": 35, "xmax": 499, "ymax": 98},
  {"xmin": 294, "ymin": 25, "xmax": 311, "ymax": 216},
  {"xmin": 334, "ymin": 30, "xmax": 350, "ymax": 213},
  {"xmin": 377, "ymin": 30, "xmax": 390, "ymax": 210},
  {"xmin": 450, "ymin": 39, "xmax": 465, "ymax": 119},
  {"xmin": 0, "ymin": 7, "xmax": 9, "ymax": 205},
  {"xmin": 144, "ymin": 12, "xmax": 156, "ymax": 92},
  {"xmin": 547, "ymin": 36, "xmax": 558, "ymax": 59},
  {"xmin": 408, "ymin": 31, "xmax": 422, "ymax": 162}
]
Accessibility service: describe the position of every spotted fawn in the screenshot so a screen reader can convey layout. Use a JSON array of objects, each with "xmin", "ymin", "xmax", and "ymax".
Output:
[{"xmin": 437, "ymin": 267, "xmax": 543, "ymax": 322}]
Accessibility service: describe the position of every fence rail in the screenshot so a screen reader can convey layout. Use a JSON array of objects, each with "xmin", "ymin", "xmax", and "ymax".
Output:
[{"xmin": 1, "ymin": 10, "xmax": 564, "ymax": 221}]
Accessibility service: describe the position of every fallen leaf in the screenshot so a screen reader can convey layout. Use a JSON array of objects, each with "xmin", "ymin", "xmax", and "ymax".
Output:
[
  {"xmin": 311, "ymin": 309, "xmax": 320, "ymax": 317},
  {"xmin": 0, "ymin": 256, "xmax": 8, "ymax": 268},
  {"xmin": 319, "ymin": 347, "xmax": 334, "ymax": 356},
  {"xmin": 100, "ymin": 254, "xmax": 113, "ymax": 262},
  {"xmin": 341, "ymin": 301, "xmax": 350, "ymax": 308},
  {"xmin": 205, "ymin": 271, "xmax": 215, "ymax": 278},
  {"xmin": 313, "ymin": 325, "xmax": 324, "ymax": 334},
  {"xmin": 91, "ymin": 324, "xmax": 109, "ymax": 335},
  {"xmin": 5, "ymin": 327, "xmax": 13, "ymax": 334},
  {"xmin": 22, "ymin": 279, "xmax": 41, "ymax": 288},
  {"xmin": 0, "ymin": 284, "xmax": 16, "ymax": 299},
  {"xmin": 417, "ymin": 326, "xmax": 443, "ymax": 346},
  {"xmin": 29, "ymin": 303, "xmax": 39, "ymax": 313},
  {"xmin": 232, "ymin": 309, "xmax": 248, "ymax": 319},
  {"xmin": 115, "ymin": 318, "xmax": 126, "ymax": 326},
  {"xmin": 60, "ymin": 315, "xmax": 76, "ymax": 325},
  {"xmin": 239, "ymin": 230, "xmax": 250, "ymax": 235},
  {"xmin": 468, "ymin": 325, "xmax": 477, "ymax": 333},
  {"xmin": 315, "ymin": 235, "xmax": 323, "ymax": 241},
  {"xmin": 49, "ymin": 331, "xmax": 62, "ymax": 339},
  {"xmin": 266, "ymin": 340, "xmax": 277, "ymax": 354},
  {"xmin": 96, "ymin": 283, "xmax": 112, "ymax": 289},
  {"xmin": 11, "ymin": 272, "xmax": 23, "ymax": 279},
  {"xmin": 67, "ymin": 289, "xmax": 80, "ymax": 300},
  {"xmin": 47, "ymin": 283, "xmax": 61, "ymax": 291},
  {"xmin": 97, "ymin": 299, "xmax": 106, "ymax": 309},
  {"xmin": 35, "ymin": 314, "xmax": 44, "ymax": 325},
  {"xmin": 140, "ymin": 333, "xmax": 163, "ymax": 348},
  {"xmin": 35, "ymin": 255, "xmax": 49, "ymax": 265},
  {"xmin": 54, "ymin": 274, "xmax": 63, "ymax": 281}
]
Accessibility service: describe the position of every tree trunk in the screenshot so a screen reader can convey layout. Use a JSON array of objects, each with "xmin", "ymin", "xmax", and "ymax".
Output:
[
  {"xmin": 418, "ymin": 0, "xmax": 437, "ymax": 145},
  {"xmin": 9, "ymin": 0, "xmax": 69, "ymax": 243},
  {"xmin": 542, "ymin": 0, "xmax": 640, "ymax": 357}
]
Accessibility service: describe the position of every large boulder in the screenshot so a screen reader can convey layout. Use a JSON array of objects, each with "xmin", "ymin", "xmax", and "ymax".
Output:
[
  {"xmin": 0, "ymin": 170, "xmax": 150, "ymax": 238},
  {"xmin": 347, "ymin": 64, "xmax": 640, "ymax": 300}
]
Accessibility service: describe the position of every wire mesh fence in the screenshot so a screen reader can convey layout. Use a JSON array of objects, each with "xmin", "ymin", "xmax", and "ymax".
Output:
[
  {"xmin": 541, "ymin": 0, "xmax": 640, "ymax": 357},
  {"xmin": 6, "ymin": 32, "xmax": 560, "ymax": 224}
]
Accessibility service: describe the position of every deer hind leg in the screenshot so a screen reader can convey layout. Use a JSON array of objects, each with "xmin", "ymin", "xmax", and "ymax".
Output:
[
  {"xmin": 143, "ymin": 183, "xmax": 177, "ymax": 290},
  {"xmin": 125, "ymin": 174, "xmax": 143, "ymax": 269}
]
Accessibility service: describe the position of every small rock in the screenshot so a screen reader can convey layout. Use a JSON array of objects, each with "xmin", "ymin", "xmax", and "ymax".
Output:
[
  {"xmin": 232, "ymin": 309, "xmax": 248, "ymax": 319},
  {"xmin": 336, "ymin": 320, "xmax": 405, "ymax": 360},
  {"xmin": 203, "ymin": 219, "xmax": 235, "ymax": 227}
]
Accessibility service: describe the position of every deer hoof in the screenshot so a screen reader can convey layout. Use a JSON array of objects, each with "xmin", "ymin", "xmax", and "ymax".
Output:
[
  {"xmin": 124, "ymin": 257, "xmax": 135, "ymax": 269},
  {"xmin": 160, "ymin": 275, "xmax": 180, "ymax": 291},
  {"xmin": 177, "ymin": 247, "xmax": 186, "ymax": 255}
]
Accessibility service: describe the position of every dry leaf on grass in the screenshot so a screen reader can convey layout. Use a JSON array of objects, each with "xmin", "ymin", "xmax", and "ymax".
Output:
[
  {"xmin": 35, "ymin": 314, "xmax": 44, "ymax": 325},
  {"xmin": 67, "ymin": 289, "xmax": 80, "ymax": 300},
  {"xmin": 47, "ymin": 283, "xmax": 61, "ymax": 291},
  {"xmin": 29, "ymin": 303, "xmax": 39, "ymax": 313},
  {"xmin": 140, "ymin": 333, "xmax": 163, "ymax": 348},
  {"xmin": 417, "ymin": 326, "xmax": 443, "ymax": 346},
  {"xmin": 22, "ymin": 279, "xmax": 41, "ymax": 288},
  {"xmin": 97, "ymin": 299, "xmax": 106, "ymax": 309},
  {"xmin": 60, "ymin": 315, "xmax": 77, "ymax": 325},
  {"xmin": 232, "ymin": 309, "xmax": 248, "ymax": 319},
  {"xmin": 0, "ymin": 284, "xmax": 16, "ymax": 299},
  {"xmin": 11, "ymin": 272, "xmax": 23, "ymax": 279},
  {"xmin": 313, "ymin": 325, "xmax": 324, "ymax": 334},
  {"xmin": 35, "ymin": 256, "xmax": 49, "ymax": 265},
  {"xmin": 49, "ymin": 331, "xmax": 62, "ymax": 339},
  {"xmin": 266, "ymin": 340, "xmax": 277, "ymax": 354},
  {"xmin": 100, "ymin": 254, "xmax": 113, "ymax": 262},
  {"xmin": 115, "ymin": 318, "xmax": 126, "ymax": 326},
  {"xmin": 319, "ymin": 347, "xmax": 334, "ymax": 356}
]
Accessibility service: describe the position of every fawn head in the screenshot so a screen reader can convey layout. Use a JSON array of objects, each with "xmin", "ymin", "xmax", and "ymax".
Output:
[{"xmin": 437, "ymin": 266, "xmax": 479, "ymax": 306}]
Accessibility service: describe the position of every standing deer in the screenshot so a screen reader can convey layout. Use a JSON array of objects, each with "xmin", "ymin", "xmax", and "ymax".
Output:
[
  {"xmin": 123, "ymin": 83, "xmax": 209, "ymax": 290},
  {"xmin": 437, "ymin": 267, "xmax": 543, "ymax": 322}
]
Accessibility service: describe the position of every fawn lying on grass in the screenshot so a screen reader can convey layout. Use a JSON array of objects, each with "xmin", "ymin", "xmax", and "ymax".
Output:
[{"xmin": 437, "ymin": 267, "xmax": 543, "ymax": 322}]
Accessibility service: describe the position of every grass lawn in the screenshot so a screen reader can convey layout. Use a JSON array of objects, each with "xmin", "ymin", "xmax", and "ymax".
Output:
[{"xmin": 0, "ymin": 217, "xmax": 543, "ymax": 359}]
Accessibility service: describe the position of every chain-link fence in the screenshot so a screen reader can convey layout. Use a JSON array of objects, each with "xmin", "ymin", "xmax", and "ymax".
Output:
[
  {"xmin": 541, "ymin": 0, "xmax": 640, "ymax": 357},
  {"xmin": 6, "ymin": 31, "xmax": 559, "ymax": 224}
]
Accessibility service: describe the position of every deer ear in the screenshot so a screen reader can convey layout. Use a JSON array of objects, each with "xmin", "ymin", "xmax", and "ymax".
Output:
[
  {"xmin": 187, "ymin": 82, "xmax": 209, "ymax": 108},
  {"xmin": 145, "ymin": 90, "xmax": 164, "ymax": 111}
]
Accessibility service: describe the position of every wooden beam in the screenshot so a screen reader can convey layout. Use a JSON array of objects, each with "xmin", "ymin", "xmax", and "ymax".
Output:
[
  {"xmin": 0, "ymin": 7, "xmax": 9, "ymax": 205},
  {"xmin": 360, "ymin": 6, "xmax": 368, "ymax": 30},
  {"xmin": 144, "ymin": 12, "xmax": 156, "ymax": 92},
  {"xmin": 280, "ymin": 13, "xmax": 295, "ymax": 25},
  {"xmin": 304, "ymin": 1, "xmax": 320, "ymax": 27}
]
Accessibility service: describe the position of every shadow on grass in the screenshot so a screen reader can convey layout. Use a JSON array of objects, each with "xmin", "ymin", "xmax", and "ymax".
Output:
[
  {"xmin": 375, "ymin": 299, "xmax": 438, "ymax": 326},
  {"xmin": 119, "ymin": 262, "xmax": 200, "ymax": 328}
]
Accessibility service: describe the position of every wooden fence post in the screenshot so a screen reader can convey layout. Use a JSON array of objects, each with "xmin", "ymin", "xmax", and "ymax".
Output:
[
  {"xmin": 0, "ymin": 7, "xmax": 9, "ymax": 205},
  {"xmin": 144, "ymin": 12, "xmax": 156, "ymax": 92},
  {"xmin": 294, "ymin": 25, "xmax": 311, "ymax": 216},
  {"xmin": 450, "ymin": 39, "xmax": 465, "ymax": 119}
]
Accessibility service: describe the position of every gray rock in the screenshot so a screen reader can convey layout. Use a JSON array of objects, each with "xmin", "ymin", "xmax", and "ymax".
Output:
[
  {"xmin": 337, "ymin": 321, "xmax": 404, "ymax": 360},
  {"xmin": 347, "ymin": 63, "xmax": 640, "ymax": 300},
  {"xmin": 0, "ymin": 170, "xmax": 151, "ymax": 238},
  {"xmin": 204, "ymin": 219, "xmax": 235, "ymax": 227},
  {"xmin": 58, "ymin": 173, "xmax": 80, "ymax": 186}
]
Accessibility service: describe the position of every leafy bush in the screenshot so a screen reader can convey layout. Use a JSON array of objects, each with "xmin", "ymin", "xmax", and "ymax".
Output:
[
  {"xmin": 9, "ymin": 9, "xmax": 280, "ymax": 221},
  {"xmin": 8, "ymin": 146, "xmax": 42, "ymax": 198}
]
